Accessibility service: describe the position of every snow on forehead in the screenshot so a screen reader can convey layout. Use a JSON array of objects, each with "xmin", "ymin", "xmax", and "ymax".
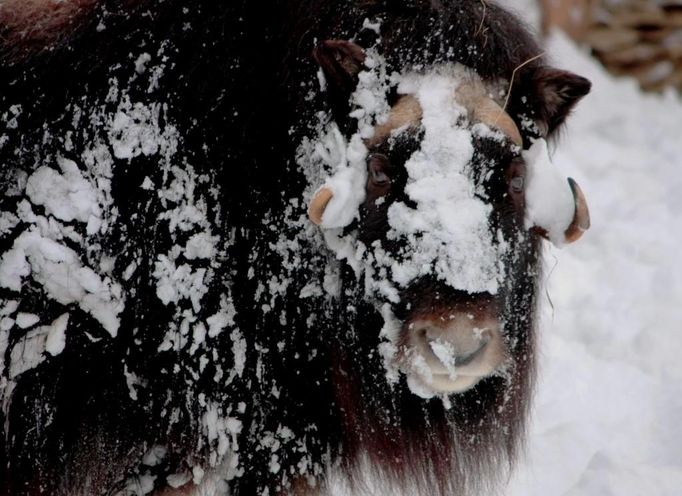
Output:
[
  {"xmin": 396, "ymin": 67, "xmax": 475, "ymax": 175},
  {"xmin": 385, "ymin": 67, "xmax": 506, "ymax": 295}
]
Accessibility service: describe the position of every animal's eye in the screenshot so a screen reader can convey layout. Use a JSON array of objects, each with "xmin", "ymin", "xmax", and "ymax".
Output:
[
  {"xmin": 368, "ymin": 153, "xmax": 391, "ymax": 186},
  {"xmin": 510, "ymin": 176, "xmax": 524, "ymax": 193},
  {"xmin": 507, "ymin": 159, "xmax": 526, "ymax": 196}
]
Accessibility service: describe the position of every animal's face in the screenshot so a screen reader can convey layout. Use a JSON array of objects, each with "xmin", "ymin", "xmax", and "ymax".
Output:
[
  {"xmin": 357, "ymin": 82, "xmax": 522, "ymax": 395},
  {"xmin": 307, "ymin": 41, "xmax": 590, "ymax": 398}
]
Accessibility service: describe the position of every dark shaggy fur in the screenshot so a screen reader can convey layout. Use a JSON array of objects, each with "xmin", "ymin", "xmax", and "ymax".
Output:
[{"xmin": 0, "ymin": 1, "xmax": 588, "ymax": 495}]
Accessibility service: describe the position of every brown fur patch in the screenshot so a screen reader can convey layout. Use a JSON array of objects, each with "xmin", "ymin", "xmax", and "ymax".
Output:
[
  {"xmin": 403, "ymin": 291, "xmax": 497, "ymax": 326},
  {"xmin": 0, "ymin": 0, "xmax": 98, "ymax": 60}
]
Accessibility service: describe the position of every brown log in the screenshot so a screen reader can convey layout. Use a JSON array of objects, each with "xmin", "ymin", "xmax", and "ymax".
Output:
[
  {"xmin": 541, "ymin": 0, "xmax": 595, "ymax": 38},
  {"xmin": 629, "ymin": 60, "xmax": 675, "ymax": 86},
  {"xmin": 584, "ymin": 27, "xmax": 640, "ymax": 52},
  {"xmin": 600, "ymin": 43, "xmax": 667, "ymax": 66}
]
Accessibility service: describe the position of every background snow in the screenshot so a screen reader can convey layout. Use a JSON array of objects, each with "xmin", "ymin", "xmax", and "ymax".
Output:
[{"xmin": 505, "ymin": 30, "xmax": 682, "ymax": 496}]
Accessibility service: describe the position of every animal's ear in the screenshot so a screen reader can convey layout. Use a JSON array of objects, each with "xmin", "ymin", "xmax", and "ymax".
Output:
[
  {"xmin": 313, "ymin": 40, "xmax": 366, "ymax": 126},
  {"xmin": 530, "ymin": 68, "xmax": 591, "ymax": 136},
  {"xmin": 313, "ymin": 39, "xmax": 366, "ymax": 94}
]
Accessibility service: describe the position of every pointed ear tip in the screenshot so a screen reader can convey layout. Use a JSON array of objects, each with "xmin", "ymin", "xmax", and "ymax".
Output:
[
  {"xmin": 316, "ymin": 39, "xmax": 336, "ymax": 50},
  {"xmin": 312, "ymin": 40, "xmax": 331, "ymax": 59},
  {"xmin": 571, "ymin": 75, "xmax": 592, "ymax": 97},
  {"xmin": 312, "ymin": 39, "xmax": 367, "ymax": 65},
  {"xmin": 538, "ymin": 68, "xmax": 592, "ymax": 95},
  {"xmin": 312, "ymin": 40, "xmax": 339, "ymax": 57}
]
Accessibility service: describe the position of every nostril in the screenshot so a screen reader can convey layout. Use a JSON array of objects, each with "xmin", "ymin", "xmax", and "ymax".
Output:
[{"xmin": 409, "ymin": 323, "xmax": 435, "ymax": 343}]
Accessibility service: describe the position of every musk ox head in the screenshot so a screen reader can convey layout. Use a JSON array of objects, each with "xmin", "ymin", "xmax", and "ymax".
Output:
[
  {"xmin": 293, "ymin": 34, "xmax": 592, "ymax": 494},
  {"xmin": 304, "ymin": 39, "xmax": 590, "ymax": 399}
]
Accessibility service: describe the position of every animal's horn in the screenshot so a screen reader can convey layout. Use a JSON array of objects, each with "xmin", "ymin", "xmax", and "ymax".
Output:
[
  {"xmin": 455, "ymin": 83, "xmax": 523, "ymax": 146},
  {"xmin": 308, "ymin": 187, "xmax": 334, "ymax": 225},
  {"xmin": 475, "ymin": 98, "xmax": 523, "ymax": 146},
  {"xmin": 564, "ymin": 178, "xmax": 590, "ymax": 243},
  {"xmin": 522, "ymin": 139, "xmax": 590, "ymax": 246}
]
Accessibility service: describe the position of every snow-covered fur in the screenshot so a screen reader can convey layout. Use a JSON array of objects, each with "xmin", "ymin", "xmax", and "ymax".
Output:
[{"xmin": 0, "ymin": 1, "xmax": 590, "ymax": 495}]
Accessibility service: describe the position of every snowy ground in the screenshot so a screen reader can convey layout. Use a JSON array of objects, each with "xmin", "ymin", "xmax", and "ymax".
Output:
[{"xmin": 506, "ymin": 31, "xmax": 682, "ymax": 496}]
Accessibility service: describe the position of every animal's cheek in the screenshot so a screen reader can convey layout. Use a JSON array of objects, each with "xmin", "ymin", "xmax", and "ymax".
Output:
[
  {"xmin": 357, "ymin": 204, "xmax": 391, "ymax": 245},
  {"xmin": 397, "ymin": 312, "xmax": 507, "ymax": 395}
]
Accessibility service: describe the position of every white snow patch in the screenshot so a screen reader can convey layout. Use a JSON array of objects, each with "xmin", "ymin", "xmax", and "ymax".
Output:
[
  {"xmin": 9, "ymin": 313, "xmax": 69, "ymax": 377},
  {"xmin": 377, "ymin": 303, "xmax": 402, "ymax": 385},
  {"xmin": 25, "ymin": 156, "xmax": 102, "ymax": 234},
  {"xmin": 0, "ymin": 318, "xmax": 13, "ymax": 331},
  {"xmin": 185, "ymin": 232, "xmax": 218, "ymax": 260},
  {"xmin": 124, "ymin": 364, "xmax": 146, "ymax": 401},
  {"xmin": 523, "ymin": 138, "xmax": 576, "ymax": 245},
  {"xmin": 108, "ymin": 98, "xmax": 178, "ymax": 160},
  {"xmin": 384, "ymin": 67, "xmax": 505, "ymax": 294},
  {"xmin": 206, "ymin": 294, "xmax": 237, "ymax": 338},
  {"xmin": 230, "ymin": 329, "xmax": 246, "ymax": 379},
  {"xmin": 135, "ymin": 52, "xmax": 152, "ymax": 74},
  {"xmin": 0, "ymin": 229, "xmax": 123, "ymax": 336},
  {"xmin": 142, "ymin": 445, "xmax": 167, "ymax": 466},
  {"xmin": 153, "ymin": 254, "xmax": 207, "ymax": 312},
  {"xmin": 44, "ymin": 313, "xmax": 69, "ymax": 356},
  {"xmin": 0, "ymin": 300, "xmax": 18, "ymax": 316},
  {"xmin": 141, "ymin": 176, "xmax": 154, "ymax": 190},
  {"xmin": 0, "ymin": 211, "xmax": 19, "ymax": 235},
  {"xmin": 167, "ymin": 472, "xmax": 192, "ymax": 489},
  {"xmin": 428, "ymin": 339, "xmax": 457, "ymax": 379},
  {"xmin": 201, "ymin": 403, "xmax": 242, "ymax": 467}
]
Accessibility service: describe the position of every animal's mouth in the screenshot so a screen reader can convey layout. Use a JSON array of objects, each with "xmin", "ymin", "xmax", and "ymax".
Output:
[
  {"xmin": 425, "ymin": 333, "xmax": 490, "ymax": 371},
  {"xmin": 398, "ymin": 312, "xmax": 506, "ymax": 397}
]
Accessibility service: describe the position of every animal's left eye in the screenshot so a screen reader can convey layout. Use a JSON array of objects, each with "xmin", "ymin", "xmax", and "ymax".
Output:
[
  {"xmin": 368, "ymin": 153, "xmax": 391, "ymax": 186},
  {"xmin": 506, "ymin": 159, "xmax": 526, "ymax": 217},
  {"xmin": 507, "ymin": 159, "xmax": 525, "ymax": 192},
  {"xmin": 510, "ymin": 176, "xmax": 524, "ymax": 193}
]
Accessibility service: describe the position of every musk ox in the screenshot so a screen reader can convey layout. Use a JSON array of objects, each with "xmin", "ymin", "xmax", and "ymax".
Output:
[{"xmin": 0, "ymin": 1, "xmax": 591, "ymax": 495}]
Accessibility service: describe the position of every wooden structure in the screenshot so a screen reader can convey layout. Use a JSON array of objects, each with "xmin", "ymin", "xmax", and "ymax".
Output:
[{"xmin": 542, "ymin": 0, "xmax": 682, "ymax": 92}]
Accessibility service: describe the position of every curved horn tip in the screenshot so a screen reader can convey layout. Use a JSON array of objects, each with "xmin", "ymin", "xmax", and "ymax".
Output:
[
  {"xmin": 564, "ymin": 177, "xmax": 590, "ymax": 244},
  {"xmin": 308, "ymin": 187, "xmax": 334, "ymax": 226}
]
